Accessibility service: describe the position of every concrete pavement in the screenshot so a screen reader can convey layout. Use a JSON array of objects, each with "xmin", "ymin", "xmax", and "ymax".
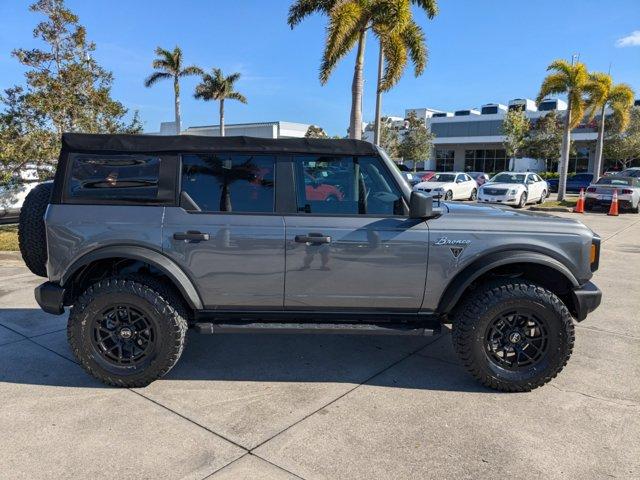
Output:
[{"xmin": 0, "ymin": 212, "xmax": 638, "ymax": 479}]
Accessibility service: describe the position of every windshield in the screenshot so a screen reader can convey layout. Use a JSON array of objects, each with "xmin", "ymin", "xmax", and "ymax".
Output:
[
  {"xmin": 430, "ymin": 173, "xmax": 456, "ymax": 182},
  {"xmin": 597, "ymin": 177, "xmax": 632, "ymax": 186},
  {"xmin": 620, "ymin": 169, "xmax": 640, "ymax": 178},
  {"xmin": 491, "ymin": 173, "xmax": 526, "ymax": 184}
]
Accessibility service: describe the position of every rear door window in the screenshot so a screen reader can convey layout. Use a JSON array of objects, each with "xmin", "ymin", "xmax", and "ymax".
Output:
[
  {"xmin": 68, "ymin": 154, "xmax": 161, "ymax": 201},
  {"xmin": 181, "ymin": 153, "xmax": 275, "ymax": 213}
]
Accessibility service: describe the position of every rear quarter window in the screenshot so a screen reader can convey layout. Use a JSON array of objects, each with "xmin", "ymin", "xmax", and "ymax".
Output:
[{"xmin": 68, "ymin": 154, "xmax": 161, "ymax": 201}]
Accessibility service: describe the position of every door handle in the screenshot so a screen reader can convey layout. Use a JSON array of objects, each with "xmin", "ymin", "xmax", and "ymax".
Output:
[
  {"xmin": 173, "ymin": 231, "xmax": 210, "ymax": 242},
  {"xmin": 295, "ymin": 233, "xmax": 331, "ymax": 244}
]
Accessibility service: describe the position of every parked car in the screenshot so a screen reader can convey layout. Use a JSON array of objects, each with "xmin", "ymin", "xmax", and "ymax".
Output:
[
  {"xmin": 585, "ymin": 176, "xmax": 640, "ymax": 213},
  {"xmin": 467, "ymin": 171, "xmax": 490, "ymax": 187},
  {"xmin": 413, "ymin": 171, "xmax": 435, "ymax": 182},
  {"xmin": 618, "ymin": 167, "xmax": 640, "ymax": 178},
  {"xmin": 413, "ymin": 172, "xmax": 478, "ymax": 201},
  {"xmin": 22, "ymin": 133, "xmax": 602, "ymax": 392},
  {"xmin": 478, "ymin": 172, "xmax": 548, "ymax": 208},
  {"xmin": 0, "ymin": 177, "xmax": 45, "ymax": 224},
  {"xmin": 547, "ymin": 173, "xmax": 594, "ymax": 193}
]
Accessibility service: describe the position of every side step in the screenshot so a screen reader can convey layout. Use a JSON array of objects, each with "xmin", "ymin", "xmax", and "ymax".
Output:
[{"xmin": 194, "ymin": 321, "xmax": 440, "ymax": 336}]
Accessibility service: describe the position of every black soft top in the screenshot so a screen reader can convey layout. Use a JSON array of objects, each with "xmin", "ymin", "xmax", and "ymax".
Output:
[{"xmin": 61, "ymin": 133, "xmax": 378, "ymax": 156}]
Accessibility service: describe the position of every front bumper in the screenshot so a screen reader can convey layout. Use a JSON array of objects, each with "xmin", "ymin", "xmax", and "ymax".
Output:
[
  {"xmin": 571, "ymin": 281, "xmax": 602, "ymax": 321},
  {"xmin": 477, "ymin": 194, "xmax": 519, "ymax": 205},
  {"xmin": 34, "ymin": 281, "xmax": 66, "ymax": 315}
]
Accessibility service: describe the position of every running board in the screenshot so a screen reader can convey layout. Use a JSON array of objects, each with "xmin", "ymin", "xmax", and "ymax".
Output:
[{"xmin": 194, "ymin": 321, "xmax": 440, "ymax": 336}]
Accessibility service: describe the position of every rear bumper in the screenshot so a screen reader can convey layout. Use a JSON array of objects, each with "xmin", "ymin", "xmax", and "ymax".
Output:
[
  {"xmin": 34, "ymin": 281, "xmax": 65, "ymax": 315},
  {"xmin": 571, "ymin": 281, "xmax": 602, "ymax": 321}
]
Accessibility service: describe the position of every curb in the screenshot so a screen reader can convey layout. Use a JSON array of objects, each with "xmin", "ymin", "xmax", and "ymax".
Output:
[{"xmin": 527, "ymin": 206, "xmax": 574, "ymax": 212}]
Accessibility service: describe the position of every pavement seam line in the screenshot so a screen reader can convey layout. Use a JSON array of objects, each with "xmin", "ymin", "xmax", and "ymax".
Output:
[
  {"xmin": 575, "ymin": 324, "xmax": 640, "ymax": 340},
  {"xmin": 248, "ymin": 334, "xmax": 444, "ymax": 453},
  {"xmin": 128, "ymin": 389, "xmax": 249, "ymax": 452},
  {"xmin": 549, "ymin": 384, "xmax": 639, "ymax": 408},
  {"xmin": 200, "ymin": 452, "xmax": 251, "ymax": 480},
  {"xmin": 601, "ymin": 217, "xmax": 640, "ymax": 243}
]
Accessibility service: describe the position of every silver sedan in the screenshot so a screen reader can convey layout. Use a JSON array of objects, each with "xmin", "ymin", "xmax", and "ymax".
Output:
[{"xmin": 585, "ymin": 176, "xmax": 640, "ymax": 213}]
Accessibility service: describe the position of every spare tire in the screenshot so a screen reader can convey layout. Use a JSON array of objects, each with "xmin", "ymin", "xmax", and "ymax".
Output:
[{"xmin": 18, "ymin": 182, "xmax": 53, "ymax": 277}]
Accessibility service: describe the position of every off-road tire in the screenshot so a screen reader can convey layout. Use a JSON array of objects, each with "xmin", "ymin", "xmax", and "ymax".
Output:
[
  {"xmin": 18, "ymin": 182, "xmax": 53, "ymax": 277},
  {"xmin": 451, "ymin": 280, "xmax": 574, "ymax": 392},
  {"xmin": 68, "ymin": 277, "xmax": 188, "ymax": 387}
]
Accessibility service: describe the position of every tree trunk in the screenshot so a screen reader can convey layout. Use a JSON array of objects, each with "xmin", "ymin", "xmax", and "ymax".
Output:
[
  {"xmin": 592, "ymin": 105, "xmax": 606, "ymax": 182},
  {"xmin": 174, "ymin": 76, "xmax": 181, "ymax": 134},
  {"xmin": 349, "ymin": 29, "xmax": 367, "ymax": 140},
  {"xmin": 557, "ymin": 96, "xmax": 573, "ymax": 201},
  {"xmin": 373, "ymin": 44, "xmax": 384, "ymax": 146},
  {"xmin": 219, "ymin": 99, "xmax": 225, "ymax": 137}
]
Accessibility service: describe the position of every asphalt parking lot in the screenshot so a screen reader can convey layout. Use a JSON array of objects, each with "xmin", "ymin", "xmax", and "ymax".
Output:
[{"xmin": 0, "ymin": 211, "xmax": 639, "ymax": 480}]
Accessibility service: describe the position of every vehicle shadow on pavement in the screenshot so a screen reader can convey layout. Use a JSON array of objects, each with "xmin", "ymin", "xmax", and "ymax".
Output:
[{"xmin": 0, "ymin": 309, "xmax": 489, "ymax": 393}]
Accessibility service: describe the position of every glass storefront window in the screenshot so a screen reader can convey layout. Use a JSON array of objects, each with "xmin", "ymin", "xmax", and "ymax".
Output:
[
  {"xmin": 435, "ymin": 149, "xmax": 455, "ymax": 171},
  {"xmin": 464, "ymin": 149, "xmax": 507, "ymax": 174}
]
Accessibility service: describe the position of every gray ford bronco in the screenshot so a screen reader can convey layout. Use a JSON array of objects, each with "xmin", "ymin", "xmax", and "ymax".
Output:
[{"xmin": 20, "ymin": 133, "xmax": 602, "ymax": 391}]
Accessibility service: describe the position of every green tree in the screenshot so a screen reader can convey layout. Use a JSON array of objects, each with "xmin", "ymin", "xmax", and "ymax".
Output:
[
  {"xmin": 523, "ymin": 111, "xmax": 563, "ymax": 170},
  {"xmin": 305, "ymin": 125, "xmax": 329, "ymax": 138},
  {"xmin": 1, "ymin": 0, "xmax": 140, "ymax": 180},
  {"xmin": 603, "ymin": 107, "xmax": 640, "ymax": 170},
  {"xmin": 397, "ymin": 111, "xmax": 433, "ymax": 170},
  {"xmin": 584, "ymin": 72, "xmax": 635, "ymax": 180},
  {"xmin": 288, "ymin": 0, "xmax": 436, "ymax": 141},
  {"xmin": 194, "ymin": 69, "xmax": 247, "ymax": 137},
  {"xmin": 502, "ymin": 109, "xmax": 530, "ymax": 159},
  {"xmin": 536, "ymin": 59, "xmax": 589, "ymax": 200},
  {"xmin": 378, "ymin": 117, "xmax": 400, "ymax": 158},
  {"xmin": 144, "ymin": 46, "xmax": 202, "ymax": 134}
]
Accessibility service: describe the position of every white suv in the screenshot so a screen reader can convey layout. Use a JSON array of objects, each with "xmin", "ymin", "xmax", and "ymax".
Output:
[
  {"xmin": 478, "ymin": 172, "xmax": 548, "ymax": 208},
  {"xmin": 413, "ymin": 172, "xmax": 478, "ymax": 201}
]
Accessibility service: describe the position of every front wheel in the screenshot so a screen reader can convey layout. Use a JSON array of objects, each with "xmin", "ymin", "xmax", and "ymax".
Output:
[
  {"xmin": 451, "ymin": 280, "xmax": 574, "ymax": 392},
  {"xmin": 68, "ymin": 277, "xmax": 188, "ymax": 387},
  {"xmin": 469, "ymin": 188, "xmax": 478, "ymax": 201},
  {"xmin": 444, "ymin": 190, "xmax": 453, "ymax": 201}
]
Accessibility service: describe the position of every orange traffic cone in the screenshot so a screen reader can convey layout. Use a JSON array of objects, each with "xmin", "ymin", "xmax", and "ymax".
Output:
[
  {"xmin": 608, "ymin": 189, "xmax": 619, "ymax": 216},
  {"xmin": 574, "ymin": 188, "xmax": 585, "ymax": 213}
]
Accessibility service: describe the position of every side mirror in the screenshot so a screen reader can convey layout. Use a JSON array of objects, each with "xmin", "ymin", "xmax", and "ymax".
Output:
[{"xmin": 409, "ymin": 191, "xmax": 434, "ymax": 219}]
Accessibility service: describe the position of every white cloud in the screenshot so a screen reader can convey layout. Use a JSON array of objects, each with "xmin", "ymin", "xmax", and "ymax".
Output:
[{"xmin": 616, "ymin": 30, "xmax": 640, "ymax": 47}]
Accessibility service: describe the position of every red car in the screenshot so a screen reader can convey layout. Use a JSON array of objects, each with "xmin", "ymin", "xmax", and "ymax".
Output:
[{"xmin": 305, "ymin": 174, "xmax": 344, "ymax": 201}]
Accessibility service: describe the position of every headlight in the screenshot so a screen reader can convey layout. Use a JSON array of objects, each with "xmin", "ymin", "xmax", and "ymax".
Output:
[
  {"xmin": 434, "ymin": 187, "xmax": 444, "ymax": 192},
  {"xmin": 509, "ymin": 189, "xmax": 518, "ymax": 195}
]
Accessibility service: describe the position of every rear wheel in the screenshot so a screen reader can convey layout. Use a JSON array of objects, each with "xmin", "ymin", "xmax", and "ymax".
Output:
[
  {"xmin": 516, "ymin": 192, "xmax": 527, "ymax": 209},
  {"xmin": 537, "ymin": 190, "xmax": 547, "ymax": 204},
  {"xmin": 68, "ymin": 277, "xmax": 188, "ymax": 387},
  {"xmin": 451, "ymin": 280, "xmax": 574, "ymax": 392}
]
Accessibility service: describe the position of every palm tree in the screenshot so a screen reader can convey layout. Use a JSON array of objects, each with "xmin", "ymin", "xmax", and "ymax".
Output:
[
  {"xmin": 373, "ymin": 0, "xmax": 438, "ymax": 145},
  {"xmin": 194, "ymin": 68, "xmax": 247, "ymax": 137},
  {"xmin": 536, "ymin": 59, "xmax": 589, "ymax": 201},
  {"xmin": 144, "ymin": 46, "xmax": 202, "ymax": 134},
  {"xmin": 584, "ymin": 72, "xmax": 635, "ymax": 181}
]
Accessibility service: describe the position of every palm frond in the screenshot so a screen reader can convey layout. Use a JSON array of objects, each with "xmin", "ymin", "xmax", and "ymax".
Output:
[
  {"xmin": 288, "ymin": 0, "xmax": 336, "ymax": 28},
  {"xmin": 609, "ymin": 83, "xmax": 635, "ymax": 131},
  {"xmin": 401, "ymin": 20, "xmax": 426, "ymax": 77},
  {"xmin": 411, "ymin": 0, "xmax": 438, "ymax": 18},
  {"xmin": 320, "ymin": 1, "xmax": 366, "ymax": 84},
  {"xmin": 379, "ymin": 31, "xmax": 408, "ymax": 92},
  {"xmin": 144, "ymin": 71, "xmax": 171, "ymax": 88},
  {"xmin": 227, "ymin": 92, "xmax": 248, "ymax": 104},
  {"xmin": 536, "ymin": 73, "xmax": 569, "ymax": 104},
  {"xmin": 180, "ymin": 65, "xmax": 204, "ymax": 77}
]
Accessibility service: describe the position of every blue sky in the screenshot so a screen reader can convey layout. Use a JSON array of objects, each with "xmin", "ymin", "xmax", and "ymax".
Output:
[{"xmin": 1, "ymin": 0, "xmax": 639, "ymax": 136}]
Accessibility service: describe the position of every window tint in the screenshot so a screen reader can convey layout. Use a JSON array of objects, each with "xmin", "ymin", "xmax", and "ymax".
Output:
[
  {"xmin": 69, "ymin": 154, "xmax": 160, "ymax": 200},
  {"xmin": 181, "ymin": 153, "xmax": 275, "ymax": 213},
  {"xmin": 294, "ymin": 156, "xmax": 404, "ymax": 215}
]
